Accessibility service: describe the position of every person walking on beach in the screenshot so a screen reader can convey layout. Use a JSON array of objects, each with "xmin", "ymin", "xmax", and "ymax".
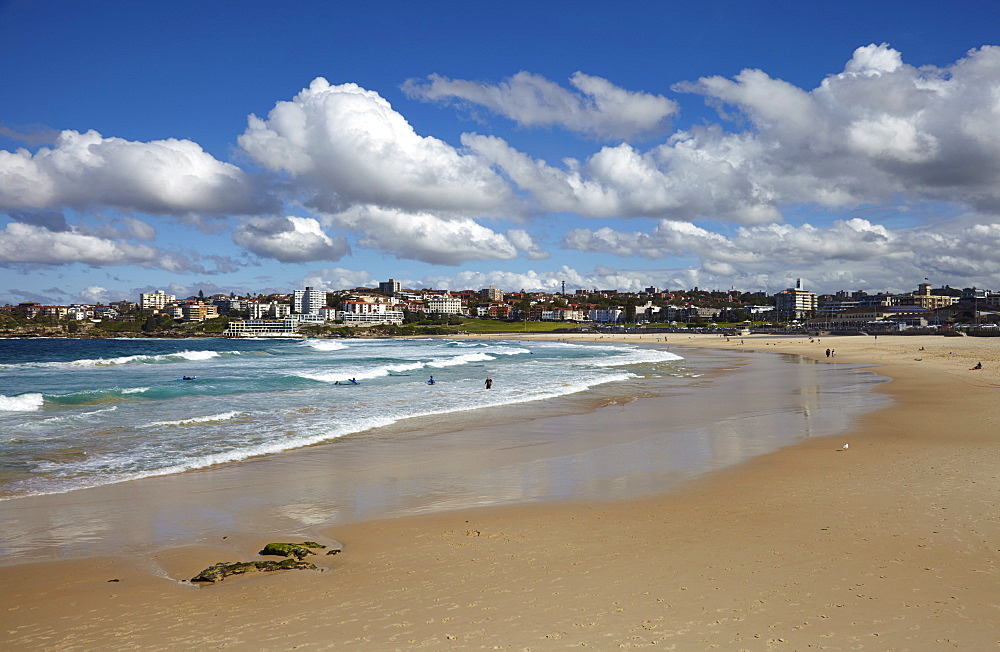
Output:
[
  {"xmin": 485, "ymin": 376, "xmax": 493, "ymax": 389},
  {"xmin": 826, "ymin": 348, "xmax": 831, "ymax": 358}
]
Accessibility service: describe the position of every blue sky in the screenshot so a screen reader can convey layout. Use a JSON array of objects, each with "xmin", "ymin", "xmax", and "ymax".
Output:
[{"xmin": 2, "ymin": 0, "xmax": 1000, "ymax": 305}]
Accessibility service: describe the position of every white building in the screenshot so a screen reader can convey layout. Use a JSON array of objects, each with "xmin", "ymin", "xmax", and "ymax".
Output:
[
  {"xmin": 223, "ymin": 318, "xmax": 302, "ymax": 337},
  {"xmin": 249, "ymin": 301, "xmax": 291, "ymax": 319},
  {"xmin": 293, "ymin": 313, "xmax": 327, "ymax": 325},
  {"xmin": 140, "ymin": 290, "xmax": 175, "ymax": 310},
  {"xmin": 427, "ymin": 294, "xmax": 463, "ymax": 315},
  {"xmin": 589, "ymin": 308, "xmax": 624, "ymax": 323},
  {"xmin": 339, "ymin": 300, "xmax": 404, "ymax": 325},
  {"xmin": 67, "ymin": 305, "xmax": 93, "ymax": 320},
  {"xmin": 541, "ymin": 309, "xmax": 587, "ymax": 321},
  {"xmin": 292, "ymin": 287, "xmax": 326, "ymax": 315}
]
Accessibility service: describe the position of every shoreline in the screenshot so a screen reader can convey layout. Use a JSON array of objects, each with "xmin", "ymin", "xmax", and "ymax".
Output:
[
  {"xmin": 1, "ymin": 333, "xmax": 997, "ymax": 648},
  {"xmin": 0, "ymin": 342, "xmax": 883, "ymax": 564}
]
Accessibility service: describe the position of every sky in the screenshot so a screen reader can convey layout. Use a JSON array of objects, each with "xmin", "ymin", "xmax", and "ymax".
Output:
[{"xmin": 2, "ymin": 0, "xmax": 1000, "ymax": 305}]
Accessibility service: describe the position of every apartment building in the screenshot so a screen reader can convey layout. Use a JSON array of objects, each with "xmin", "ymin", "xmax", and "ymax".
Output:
[
  {"xmin": 427, "ymin": 294, "xmax": 463, "ymax": 315},
  {"xmin": 181, "ymin": 301, "xmax": 219, "ymax": 322},
  {"xmin": 292, "ymin": 287, "xmax": 326, "ymax": 315},
  {"xmin": 378, "ymin": 279, "xmax": 402, "ymax": 296},
  {"xmin": 480, "ymin": 285, "xmax": 503, "ymax": 302},
  {"xmin": 774, "ymin": 279, "xmax": 818, "ymax": 321},
  {"xmin": 140, "ymin": 290, "xmax": 176, "ymax": 311},
  {"xmin": 339, "ymin": 299, "xmax": 404, "ymax": 325}
]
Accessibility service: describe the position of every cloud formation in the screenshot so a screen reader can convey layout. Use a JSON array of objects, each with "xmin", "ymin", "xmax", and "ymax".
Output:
[
  {"xmin": 238, "ymin": 77, "xmax": 514, "ymax": 216},
  {"xmin": 0, "ymin": 221, "xmax": 164, "ymax": 268},
  {"xmin": 403, "ymin": 71, "xmax": 678, "ymax": 140},
  {"xmin": 233, "ymin": 215, "xmax": 349, "ymax": 263},
  {"xmin": 5, "ymin": 43, "xmax": 1000, "ymax": 298},
  {"xmin": 0, "ymin": 129, "xmax": 271, "ymax": 215},
  {"xmin": 465, "ymin": 132, "xmax": 778, "ymax": 223},
  {"xmin": 325, "ymin": 206, "xmax": 547, "ymax": 265},
  {"xmin": 461, "ymin": 44, "xmax": 1000, "ymax": 226},
  {"xmin": 564, "ymin": 215, "xmax": 1000, "ymax": 291}
]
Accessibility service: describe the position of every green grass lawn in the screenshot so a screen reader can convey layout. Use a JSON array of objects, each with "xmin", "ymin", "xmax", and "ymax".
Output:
[{"xmin": 459, "ymin": 319, "xmax": 583, "ymax": 333}]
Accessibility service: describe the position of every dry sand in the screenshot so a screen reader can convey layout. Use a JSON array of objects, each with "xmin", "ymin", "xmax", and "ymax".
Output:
[{"xmin": 1, "ymin": 333, "xmax": 998, "ymax": 649}]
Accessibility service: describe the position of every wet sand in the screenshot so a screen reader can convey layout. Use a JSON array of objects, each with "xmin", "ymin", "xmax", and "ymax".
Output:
[{"xmin": 2, "ymin": 333, "xmax": 998, "ymax": 649}]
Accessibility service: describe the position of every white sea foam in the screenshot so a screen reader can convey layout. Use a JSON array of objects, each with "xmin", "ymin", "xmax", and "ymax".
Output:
[
  {"xmin": 145, "ymin": 411, "xmax": 243, "ymax": 427},
  {"xmin": 426, "ymin": 352, "xmax": 496, "ymax": 367},
  {"xmin": 0, "ymin": 393, "xmax": 44, "ymax": 412},
  {"xmin": 586, "ymin": 348, "xmax": 684, "ymax": 367},
  {"xmin": 33, "ymin": 349, "xmax": 223, "ymax": 368},
  {"xmin": 83, "ymin": 405, "xmax": 118, "ymax": 416},
  {"xmin": 172, "ymin": 350, "xmax": 221, "ymax": 362},
  {"xmin": 488, "ymin": 347, "xmax": 532, "ymax": 355},
  {"xmin": 121, "ymin": 387, "xmax": 150, "ymax": 394},
  {"xmin": 303, "ymin": 339, "xmax": 347, "ymax": 352},
  {"xmin": 293, "ymin": 351, "xmax": 499, "ymax": 383}
]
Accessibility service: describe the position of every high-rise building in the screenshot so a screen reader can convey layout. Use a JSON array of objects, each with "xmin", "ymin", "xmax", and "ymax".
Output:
[
  {"xmin": 292, "ymin": 287, "xmax": 326, "ymax": 315},
  {"xmin": 774, "ymin": 278, "xmax": 817, "ymax": 321},
  {"xmin": 378, "ymin": 279, "xmax": 402, "ymax": 296}
]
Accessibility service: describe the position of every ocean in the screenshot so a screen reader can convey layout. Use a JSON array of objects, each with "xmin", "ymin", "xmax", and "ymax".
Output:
[
  {"xmin": 0, "ymin": 336, "xmax": 894, "ymax": 562},
  {"xmin": 0, "ymin": 336, "xmax": 687, "ymax": 501}
]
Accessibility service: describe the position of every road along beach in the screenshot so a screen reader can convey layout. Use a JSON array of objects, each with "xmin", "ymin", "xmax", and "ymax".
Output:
[{"xmin": 0, "ymin": 333, "xmax": 996, "ymax": 648}]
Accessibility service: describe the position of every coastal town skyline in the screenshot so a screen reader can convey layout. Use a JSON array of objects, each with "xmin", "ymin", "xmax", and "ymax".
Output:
[{"xmin": 3, "ymin": 2, "xmax": 1000, "ymax": 305}]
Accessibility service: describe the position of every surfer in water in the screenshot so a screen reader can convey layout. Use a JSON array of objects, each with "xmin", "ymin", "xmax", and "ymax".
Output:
[
  {"xmin": 485, "ymin": 376, "xmax": 493, "ymax": 389},
  {"xmin": 427, "ymin": 376, "xmax": 435, "ymax": 385}
]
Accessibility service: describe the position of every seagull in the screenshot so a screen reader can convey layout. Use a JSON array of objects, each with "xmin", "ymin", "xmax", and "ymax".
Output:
[{"xmin": 843, "ymin": 443, "xmax": 849, "ymax": 450}]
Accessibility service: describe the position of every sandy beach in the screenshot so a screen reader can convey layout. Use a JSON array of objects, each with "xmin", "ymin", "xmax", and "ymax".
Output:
[{"xmin": 2, "ymin": 333, "xmax": 998, "ymax": 649}]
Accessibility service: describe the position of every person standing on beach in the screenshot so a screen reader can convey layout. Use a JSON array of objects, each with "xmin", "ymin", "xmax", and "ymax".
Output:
[
  {"xmin": 485, "ymin": 376, "xmax": 493, "ymax": 389},
  {"xmin": 826, "ymin": 348, "xmax": 831, "ymax": 358}
]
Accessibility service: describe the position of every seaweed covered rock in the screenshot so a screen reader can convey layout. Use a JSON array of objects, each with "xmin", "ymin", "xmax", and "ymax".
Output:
[
  {"xmin": 191, "ymin": 559, "xmax": 317, "ymax": 583},
  {"xmin": 259, "ymin": 541, "xmax": 326, "ymax": 560}
]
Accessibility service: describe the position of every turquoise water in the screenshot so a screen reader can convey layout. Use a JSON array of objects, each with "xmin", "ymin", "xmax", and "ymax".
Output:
[{"xmin": 0, "ymin": 337, "xmax": 686, "ymax": 499}]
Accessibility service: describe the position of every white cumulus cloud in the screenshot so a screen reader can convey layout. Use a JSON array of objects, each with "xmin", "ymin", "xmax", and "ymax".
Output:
[
  {"xmin": 465, "ymin": 132, "xmax": 779, "ymax": 223},
  {"xmin": 238, "ymin": 77, "xmax": 515, "ymax": 215},
  {"xmin": 233, "ymin": 215, "xmax": 349, "ymax": 263},
  {"xmin": 460, "ymin": 44, "xmax": 1000, "ymax": 226},
  {"xmin": 673, "ymin": 43, "xmax": 1000, "ymax": 212},
  {"xmin": 0, "ymin": 221, "xmax": 164, "ymax": 268},
  {"xmin": 0, "ymin": 129, "xmax": 270, "ymax": 215},
  {"xmin": 325, "ymin": 206, "xmax": 530, "ymax": 266}
]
